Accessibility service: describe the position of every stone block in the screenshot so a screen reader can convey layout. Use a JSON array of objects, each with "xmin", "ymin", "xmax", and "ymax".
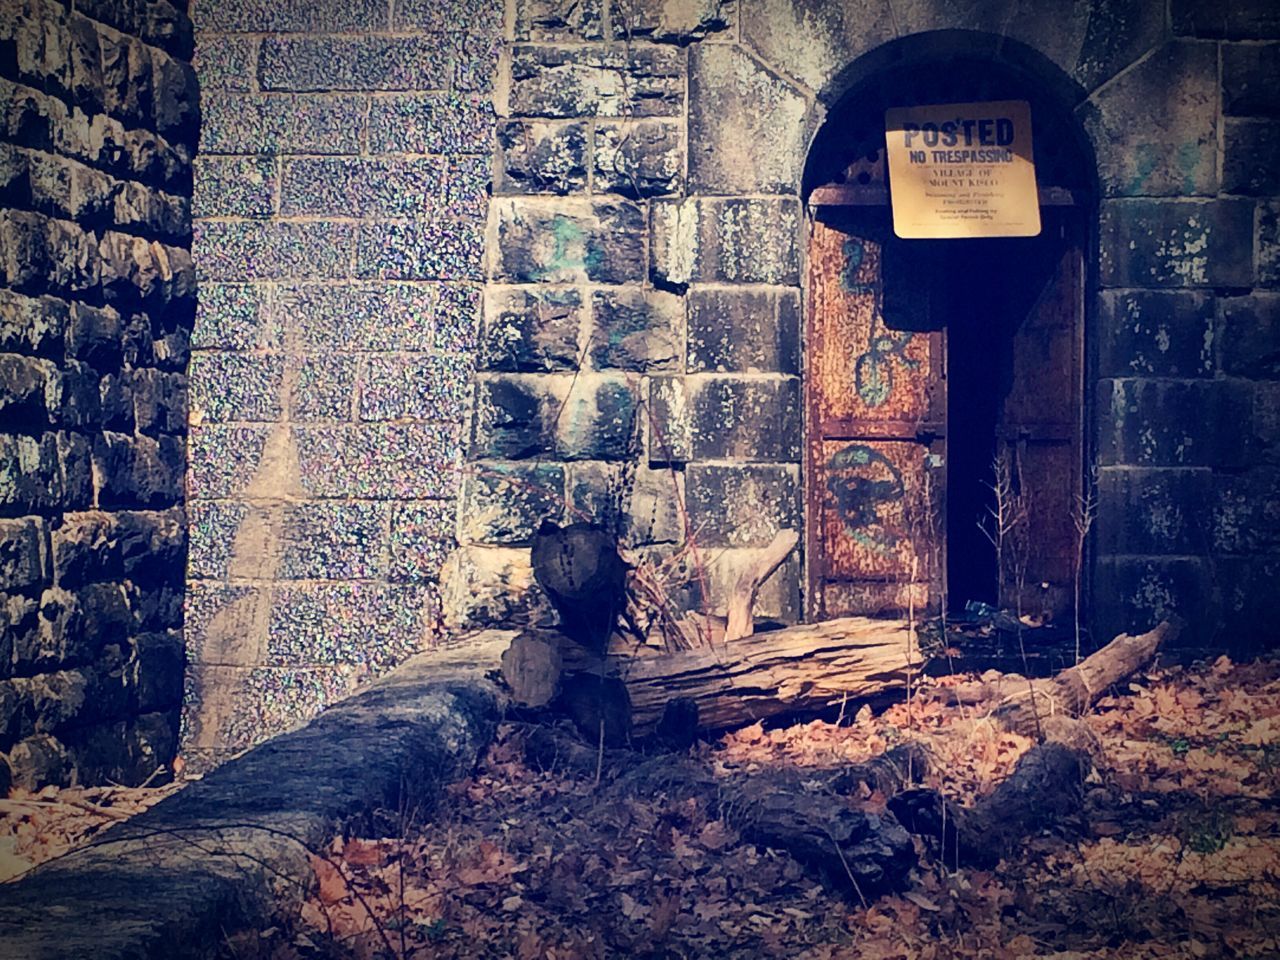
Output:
[
  {"xmin": 460, "ymin": 463, "xmax": 565, "ymax": 544},
  {"xmin": 1216, "ymin": 554, "xmax": 1280, "ymax": 653},
  {"xmin": 200, "ymin": 93, "xmax": 366, "ymax": 155},
  {"xmin": 1262, "ymin": 202, "xmax": 1280, "ymax": 288},
  {"xmin": 0, "ymin": 289, "xmax": 65, "ymax": 356},
  {"xmin": 651, "ymin": 198, "xmax": 801, "ymax": 287},
  {"xmin": 368, "ymin": 93, "xmax": 493, "ymax": 154},
  {"xmin": 294, "ymin": 424, "xmax": 463, "ymax": 499},
  {"xmin": 1098, "ymin": 378, "xmax": 1252, "ymax": 468},
  {"xmin": 470, "ymin": 375, "xmax": 553, "ymax": 459},
  {"xmin": 688, "ymin": 45, "xmax": 807, "ymax": 195},
  {"xmin": 455, "ymin": 33, "xmax": 500, "ymax": 93},
  {"xmin": 388, "ymin": 500, "xmax": 455, "ymax": 582},
  {"xmin": 1096, "ymin": 467, "xmax": 1212, "ymax": 555},
  {"xmin": 192, "ymin": 0, "xmax": 390, "ymax": 32},
  {"xmin": 589, "ymin": 288, "xmax": 680, "ymax": 372},
  {"xmin": 554, "ymin": 375, "xmax": 640, "ymax": 460},
  {"xmin": 1098, "ymin": 199, "xmax": 1254, "ymax": 288},
  {"xmin": 593, "ymin": 120, "xmax": 682, "ymax": 198},
  {"xmin": 686, "ymin": 463, "xmax": 799, "ymax": 548},
  {"xmin": 292, "ymin": 354, "xmax": 356, "ymax": 421},
  {"xmin": 1080, "ymin": 41, "xmax": 1217, "ymax": 198},
  {"xmin": 6, "ymin": 734, "xmax": 72, "ymax": 790},
  {"xmin": 276, "ymin": 283, "xmax": 433, "ymax": 352},
  {"xmin": 99, "ymin": 31, "xmax": 152, "ymax": 127},
  {"xmin": 1097, "ymin": 291, "xmax": 1215, "ymax": 379},
  {"xmin": 481, "ymin": 286, "xmax": 583, "ymax": 372},
  {"xmin": 444, "ymin": 154, "xmax": 491, "ymax": 220},
  {"xmin": 647, "ymin": 375, "xmax": 691, "ymax": 463},
  {"xmin": 1254, "ymin": 382, "xmax": 1280, "ymax": 464},
  {"xmin": 0, "ymin": 212, "xmax": 99, "ymax": 296},
  {"xmin": 612, "ymin": 0, "xmax": 733, "ymax": 42},
  {"xmin": 27, "ymin": 153, "xmax": 116, "ymax": 225},
  {"xmin": 186, "ymin": 425, "xmax": 270, "ymax": 499},
  {"xmin": 66, "ymin": 302, "xmax": 122, "ymax": 370},
  {"xmin": 356, "ymin": 221, "xmax": 485, "ymax": 281},
  {"xmin": 701, "ymin": 548, "xmax": 801, "ymax": 623},
  {"xmin": 435, "ymin": 283, "xmax": 483, "ymax": 353},
  {"xmin": 144, "ymin": 1, "xmax": 195, "ymax": 59},
  {"xmin": 59, "ymin": 361, "xmax": 100, "ymax": 429},
  {"xmin": 0, "ymin": 355, "xmax": 56, "ymax": 431},
  {"xmin": 265, "ymin": 582, "xmax": 436, "ymax": 668},
  {"xmin": 1072, "ymin": 0, "xmax": 1168, "ymax": 92},
  {"xmin": 193, "ymin": 156, "xmax": 276, "ymax": 218},
  {"xmin": 111, "ymin": 181, "xmax": 190, "ymax": 242},
  {"xmin": 0, "ymin": 433, "xmax": 62, "ymax": 514},
  {"xmin": 514, "ymin": 0, "xmax": 604, "ymax": 40},
  {"xmin": 1092, "ymin": 556, "xmax": 1215, "ymax": 647},
  {"xmin": 152, "ymin": 52, "xmax": 199, "ymax": 145},
  {"xmin": 509, "ymin": 44, "xmax": 683, "ymax": 118},
  {"xmin": 1172, "ymin": 0, "xmax": 1280, "ymax": 39},
  {"xmin": 118, "ymin": 509, "xmax": 186, "ymax": 584},
  {"xmin": 489, "ymin": 197, "xmax": 645, "ymax": 284},
  {"xmin": 438, "ymin": 543, "xmax": 542, "ymax": 629},
  {"xmin": 260, "ymin": 35, "xmax": 451, "ymax": 91},
  {"xmin": 80, "ymin": 581, "xmax": 131, "ymax": 649},
  {"xmin": 76, "ymin": 0, "xmax": 146, "ymax": 34},
  {"xmin": 127, "ymin": 581, "xmax": 183, "ymax": 632},
  {"xmin": 65, "ymin": 14, "xmax": 104, "ymax": 113},
  {"xmin": 360, "ymin": 355, "xmax": 473, "ymax": 422},
  {"xmin": 686, "ymin": 376, "xmax": 801, "ymax": 462},
  {"xmin": 1223, "ymin": 43, "xmax": 1280, "ymax": 117},
  {"xmin": 194, "ymin": 221, "xmax": 355, "ymax": 281},
  {"xmin": 741, "ymin": 0, "xmax": 896, "ymax": 96},
  {"xmin": 93, "ymin": 432, "xmax": 184, "ymax": 508},
  {"xmin": 1210, "ymin": 469, "xmax": 1280, "ymax": 554},
  {"xmin": 186, "ymin": 500, "xmax": 247, "ymax": 580},
  {"xmin": 130, "ymin": 369, "xmax": 186, "ymax": 435},
  {"xmin": 99, "ymin": 233, "xmax": 196, "ymax": 309},
  {"xmin": 57, "ymin": 431, "xmax": 92, "ymax": 509},
  {"xmin": 52, "ymin": 512, "xmax": 121, "ymax": 587},
  {"xmin": 0, "ymin": 518, "xmax": 45, "ymax": 592},
  {"xmin": 687, "ymin": 287, "xmax": 800, "ymax": 374},
  {"xmin": 131, "ymin": 631, "xmax": 183, "ymax": 713},
  {"xmin": 192, "ymin": 36, "xmax": 256, "ymax": 92},
  {"xmin": 279, "ymin": 157, "xmax": 447, "ymax": 218},
  {"xmin": 278, "ymin": 502, "xmax": 388, "ymax": 579},
  {"xmin": 1224, "ymin": 119, "xmax": 1280, "ymax": 195},
  {"xmin": 496, "ymin": 120, "xmax": 588, "ymax": 195},
  {"xmin": 188, "ymin": 352, "xmax": 284, "ymax": 423},
  {"xmin": 98, "ymin": 372, "xmax": 133, "ymax": 432},
  {"xmin": 394, "ymin": 0, "xmax": 505, "ymax": 32}
]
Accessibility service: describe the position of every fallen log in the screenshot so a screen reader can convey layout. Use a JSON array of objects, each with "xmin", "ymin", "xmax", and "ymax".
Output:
[{"xmin": 503, "ymin": 615, "xmax": 920, "ymax": 737}]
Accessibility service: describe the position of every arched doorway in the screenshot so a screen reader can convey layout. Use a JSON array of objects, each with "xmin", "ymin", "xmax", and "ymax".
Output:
[{"xmin": 802, "ymin": 40, "xmax": 1096, "ymax": 625}]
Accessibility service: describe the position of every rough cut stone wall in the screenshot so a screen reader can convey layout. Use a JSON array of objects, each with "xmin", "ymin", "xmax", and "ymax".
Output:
[
  {"xmin": 0, "ymin": 0, "xmax": 198, "ymax": 788},
  {"xmin": 470, "ymin": 0, "xmax": 1280, "ymax": 652},
  {"xmin": 185, "ymin": 0, "xmax": 500, "ymax": 767}
]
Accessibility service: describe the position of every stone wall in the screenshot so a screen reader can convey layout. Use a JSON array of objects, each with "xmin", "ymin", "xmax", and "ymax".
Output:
[
  {"xmin": 184, "ymin": 0, "xmax": 500, "ymax": 767},
  {"xmin": 0, "ymin": 0, "xmax": 197, "ymax": 788}
]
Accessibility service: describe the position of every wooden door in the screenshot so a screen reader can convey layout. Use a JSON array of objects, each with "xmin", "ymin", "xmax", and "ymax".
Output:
[{"xmin": 805, "ymin": 217, "xmax": 946, "ymax": 620}]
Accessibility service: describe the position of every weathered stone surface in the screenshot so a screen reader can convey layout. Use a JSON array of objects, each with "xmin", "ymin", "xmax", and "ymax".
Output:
[
  {"xmin": 0, "ymin": 355, "xmax": 56, "ymax": 430},
  {"xmin": 647, "ymin": 375, "xmax": 691, "ymax": 463},
  {"xmin": 0, "ymin": 518, "xmax": 45, "ymax": 592},
  {"xmin": 66, "ymin": 302, "xmax": 122, "ymax": 369},
  {"xmin": 275, "ymin": 503, "xmax": 388, "ymax": 580},
  {"xmin": 471, "ymin": 376, "xmax": 551, "ymax": 459},
  {"xmin": 188, "ymin": 353, "xmax": 283, "ymax": 423},
  {"xmin": 1262, "ymin": 202, "xmax": 1280, "ymax": 288},
  {"xmin": 496, "ymin": 120, "xmax": 588, "ymax": 195},
  {"xmin": 266, "ymin": 582, "xmax": 439, "ymax": 668},
  {"xmin": 686, "ymin": 463, "xmax": 799, "ymax": 548},
  {"xmin": 612, "ymin": 0, "xmax": 733, "ymax": 42},
  {"xmin": 1172, "ymin": 0, "xmax": 1280, "ymax": 39},
  {"xmin": 1093, "ymin": 556, "xmax": 1213, "ymax": 649},
  {"xmin": 1081, "ymin": 42, "xmax": 1217, "ymax": 198},
  {"xmin": 294, "ymin": 424, "xmax": 463, "ymax": 499},
  {"xmin": 1097, "ymin": 291, "xmax": 1215, "ymax": 378},
  {"xmin": 194, "ymin": 220, "xmax": 355, "ymax": 281},
  {"xmin": 1097, "ymin": 467, "xmax": 1212, "ymax": 555},
  {"xmin": 52, "ymin": 512, "xmax": 122, "ymax": 588},
  {"xmin": 514, "ymin": 0, "xmax": 604, "ymax": 40},
  {"xmin": 356, "ymin": 220, "xmax": 485, "ymax": 280},
  {"xmin": 1219, "ymin": 294, "xmax": 1280, "ymax": 378},
  {"xmin": 1223, "ymin": 119, "xmax": 1280, "ymax": 196},
  {"xmin": 92, "ymin": 432, "xmax": 184, "ymax": 508},
  {"xmin": 490, "ymin": 198, "xmax": 645, "ymax": 284},
  {"xmin": 192, "ymin": 156, "xmax": 276, "ymax": 218},
  {"xmin": 1099, "ymin": 199, "xmax": 1255, "ymax": 288},
  {"xmin": 687, "ymin": 287, "xmax": 800, "ymax": 374},
  {"xmin": 200, "ymin": 93, "xmax": 367, "ymax": 155},
  {"xmin": 553, "ymin": 375, "xmax": 640, "ymax": 461},
  {"xmin": 192, "ymin": 36, "xmax": 256, "ymax": 92},
  {"xmin": 1218, "ymin": 554, "xmax": 1280, "ymax": 653},
  {"xmin": 567, "ymin": 462, "xmax": 684, "ymax": 546},
  {"xmin": 1210, "ymin": 469, "xmax": 1280, "ymax": 555},
  {"xmin": 1253, "ymin": 383, "xmax": 1280, "ymax": 464},
  {"xmin": 689, "ymin": 45, "xmax": 808, "ymax": 194},
  {"xmin": 367, "ymin": 93, "xmax": 493, "ymax": 154},
  {"xmin": 684, "ymin": 376, "xmax": 802, "ymax": 462},
  {"xmin": 259, "ymin": 36, "xmax": 451, "ymax": 91},
  {"xmin": 0, "ymin": 289, "xmax": 65, "ymax": 356},
  {"xmin": 593, "ymin": 120, "xmax": 682, "ymax": 198},
  {"xmin": 1223, "ymin": 43, "xmax": 1280, "ymax": 117},
  {"xmin": 6, "ymin": 733, "xmax": 72, "ymax": 791},
  {"xmin": 291, "ymin": 354, "xmax": 357, "ymax": 421},
  {"xmin": 482, "ymin": 287, "xmax": 582, "ymax": 372},
  {"xmin": 0, "ymin": 433, "xmax": 62, "ymax": 513},
  {"xmin": 590, "ymin": 288, "xmax": 680, "ymax": 372},
  {"xmin": 741, "ymin": 0, "xmax": 897, "ymax": 96},
  {"xmin": 1073, "ymin": 0, "xmax": 1168, "ymax": 92},
  {"xmin": 440, "ymin": 545, "xmax": 541, "ymax": 628},
  {"xmin": 1098, "ymin": 378, "xmax": 1252, "ymax": 468},
  {"xmin": 651, "ymin": 198, "xmax": 801, "ymax": 286},
  {"xmin": 395, "ymin": 0, "xmax": 505, "ymax": 32},
  {"xmin": 151, "ymin": 53, "xmax": 199, "ymax": 146},
  {"xmin": 99, "ymin": 31, "xmax": 153, "ymax": 127},
  {"xmin": 360, "ymin": 355, "xmax": 472, "ymax": 422},
  {"xmin": 509, "ymin": 44, "xmax": 683, "ymax": 118},
  {"xmin": 389, "ymin": 500, "xmax": 455, "ymax": 582},
  {"xmin": 460, "ymin": 463, "xmax": 565, "ymax": 543},
  {"xmin": 193, "ymin": 0, "xmax": 391, "ymax": 32},
  {"xmin": 281, "ymin": 157, "xmax": 448, "ymax": 217}
]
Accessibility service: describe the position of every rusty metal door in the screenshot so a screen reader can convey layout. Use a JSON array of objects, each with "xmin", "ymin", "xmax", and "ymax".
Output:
[{"xmin": 805, "ymin": 217, "xmax": 946, "ymax": 620}]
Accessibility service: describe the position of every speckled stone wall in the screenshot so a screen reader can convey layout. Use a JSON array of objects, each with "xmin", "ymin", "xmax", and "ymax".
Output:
[
  {"xmin": 0, "ymin": 0, "xmax": 197, "ymax": 789},
  {"xmin": 184, "ymin": 0, "xmax": 500, "ymax": 768}
]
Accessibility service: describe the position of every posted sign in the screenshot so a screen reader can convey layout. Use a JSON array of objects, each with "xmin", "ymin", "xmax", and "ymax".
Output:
[{"xmin": 884, "ymin": 100, "xmax": 1040, "ymax": 239}]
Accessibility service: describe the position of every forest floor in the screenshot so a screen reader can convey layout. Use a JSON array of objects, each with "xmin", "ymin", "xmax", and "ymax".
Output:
[{"xmin": 5, "ymin": 655, "xmax": 1280, "ymax": 959}]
